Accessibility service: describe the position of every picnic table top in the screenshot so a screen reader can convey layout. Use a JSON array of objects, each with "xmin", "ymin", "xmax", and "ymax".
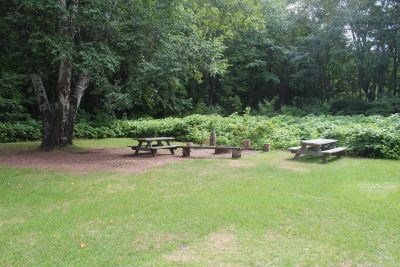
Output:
[
  {"xmin": 134, "ymin": 137, "xmax": 175, "ymax": 142},
  {"xmin": 301, "ymin": 138, "xmax": 337, "ymax": 146}
]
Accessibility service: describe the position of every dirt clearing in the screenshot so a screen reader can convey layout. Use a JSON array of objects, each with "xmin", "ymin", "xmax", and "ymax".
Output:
[{"xmin": 0, "ymin": 147, "xmax": 255, "ymax": 174}]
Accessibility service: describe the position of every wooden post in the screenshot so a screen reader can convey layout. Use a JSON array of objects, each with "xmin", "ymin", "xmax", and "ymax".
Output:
[
  {"xmin": 232, "ymin": 149, "xmax": 241, "ymax": 159},
  {"xmin": 186, "ymin": 142, "xmax": 193, "ymax": 147},
  {"xmin": 242, "ymin": 139, "xmax": 251, "ymax": 150},
  {"xmin": 210, "ymin": 129, "xmax": 217, "ymax": 146},
  {"xmin": 263, "ymin": 144, "xmax": 270, "ymax": 152}
]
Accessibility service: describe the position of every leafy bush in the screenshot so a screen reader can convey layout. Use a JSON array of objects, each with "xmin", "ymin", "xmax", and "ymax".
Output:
[
  {"xmin": 330, "ymin": 97, "xmax": 368, "ymax": 115},
  {"xmin": 0, "ymin": 97, "xmax": 30, "ymax": 122},
  {"xmin": 365, "ymin": 96, "xmax": 400, "ymax": 116},
  {"xmin": 0, "ymin": 121, "xmax": 41, "ymax": 142}
]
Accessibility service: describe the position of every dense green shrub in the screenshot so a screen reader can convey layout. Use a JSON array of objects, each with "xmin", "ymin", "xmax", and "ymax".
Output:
[
  {"xmin": 0, "ymin": 98, "xmax": 30, "ymax": 122},
  {"xmin": 330, "ymin": 97, "xmax": 369, "ymax": 115},
  {"xmin": 365, "ymin": 96, "xmax": 400, "ymax": 116},
  {"xmin": 1, "ymin": 114, "xmax": 400, "ymax": 159},
  {"xmin": 0, "ymin": 121, "xmax": 41, "ymax": 142}
]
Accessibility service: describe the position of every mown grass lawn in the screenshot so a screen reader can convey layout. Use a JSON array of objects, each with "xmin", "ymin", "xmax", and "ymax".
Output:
[{"xmin": 1, "ymin": 139, "xmax": 400, "ymax": 266}]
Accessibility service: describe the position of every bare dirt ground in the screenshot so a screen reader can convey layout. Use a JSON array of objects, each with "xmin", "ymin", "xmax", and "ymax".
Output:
[{"xmin": 0, "ymin": 147, "xmax": 255, "ymax": 174}]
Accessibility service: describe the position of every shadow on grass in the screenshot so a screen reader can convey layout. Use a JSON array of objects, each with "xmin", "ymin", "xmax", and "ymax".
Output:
[
  {"xmin": 286, "ymin": 155, "xmax": 344, "ymax": 164},
  {"xmin": 120, "ymin": 152, "xmax": 176, "ymax": 158}
]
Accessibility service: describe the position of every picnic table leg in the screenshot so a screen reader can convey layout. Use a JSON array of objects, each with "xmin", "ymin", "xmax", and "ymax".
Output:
[
  {"xmin": 148, "ymin": 141, "xmax": 157, "ymax": 156},
  {"xmin": 134, "ymin": 141, "xmax": 143, "ymax": 155},
  {"xmin": 166, "ymin": 140, "xmax": 175, "ymax": 155},
  {"xmin": 315, "ymin": 145, "xmax": 327, "ymax": 163},
  {"xmin": 294, "ymin": 143, "xmax": 306, "ymax": 159}
]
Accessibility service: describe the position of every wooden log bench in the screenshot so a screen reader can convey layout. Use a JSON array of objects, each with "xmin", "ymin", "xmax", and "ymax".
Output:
[{"xmin": 177, "ymin": 145, "xmax": 242, "ymax": 159}]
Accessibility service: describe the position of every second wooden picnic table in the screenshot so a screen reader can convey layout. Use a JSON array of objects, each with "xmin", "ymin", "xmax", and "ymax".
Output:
[
  {"xmin": 131, "ymin": 137, "xmax": 177, "ymax": 157},
  {"xmin": 289, "ymin": 138, "xmax": 346, "ymax": 162}
]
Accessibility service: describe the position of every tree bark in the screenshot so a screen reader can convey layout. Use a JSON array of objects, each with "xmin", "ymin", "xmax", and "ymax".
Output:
[
  {"xmin": 31, "ymin": 73, "xmax": 54, "ymax": 150},
  {"xmin": 65, "ymin": 70, "xmax": 90, "ymax": 144},
  {"xmin": 393, "ymin": 48, "xmax": 398, "ymax": 96},
  {"xmin": 54, "ymin": 59, "xmax": 72, "ymax": 146}
]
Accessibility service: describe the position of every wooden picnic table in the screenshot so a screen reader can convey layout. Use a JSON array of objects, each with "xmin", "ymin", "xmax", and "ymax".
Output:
[
  {"xmin": 130, "ymin": 137, "xmax": 177, "ymax": 157},
  {"xmin": 289, "ymin": 138, "xmax": 346, "ymax": 162}
]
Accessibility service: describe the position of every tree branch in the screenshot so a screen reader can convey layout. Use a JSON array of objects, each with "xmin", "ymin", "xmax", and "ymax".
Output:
[
  {"xmin": 31, "ymin": 73, "xmax": 50, "ymax": 113},
  {"xmin": 73, "ymin": 69, "xmax": 90, "ymax": 109}
]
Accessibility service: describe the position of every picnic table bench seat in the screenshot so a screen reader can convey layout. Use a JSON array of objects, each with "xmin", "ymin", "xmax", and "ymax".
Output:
[
  {"xmin": 128, "ymin": 145, "xmax": 177, "ymax": 150},
  {"xmin": 288, "ymin": 146, "xmax": 301, "ymax": 153},
  {"xmin": 177, "ymin": 145, "xmax": 242, "ymax": 158},
  {"xmin": 149, "ymin": 145, "xmax": 177, "ymax": 149},
  {"xmin": 176, "ymin": 145, "xmax": 241, "ymax": 150},
  {"xmin": 321, "ymin": 147, "xmax": 347, "ymax": 155}
]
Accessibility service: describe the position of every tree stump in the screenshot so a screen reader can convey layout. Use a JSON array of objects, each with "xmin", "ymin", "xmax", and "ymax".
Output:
[
  {"xmin": 263, "ymin": 144, "xmax": 270, "ymax": 152},
  {"xmin": 232, "ymin": 149, "xmax": 241, "ymax": 159},
  {"xmin": 242, "ymin": 139, "xmax": 251, "ymax": 150}
]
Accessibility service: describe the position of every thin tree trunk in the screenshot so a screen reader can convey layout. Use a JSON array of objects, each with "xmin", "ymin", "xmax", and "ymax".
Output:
[
  {"xmin": 206, "ymin": 76, "xmax": 214, "ymax": 106},
  {"xmin": 31, "ymin": 73, "xmax": 54, "ymax": 150},
  {"xmin": 277, "ymin": 65, "xmax": 289, "ymax": 108},
  {"xmin": 66, "ymin": 70, "xmax": 90, "ymax": 144},
  {"xmin": 398, "ymin": 52, "xmax": 400, "ymax": 96},
  {"xmin": 393, "ymin": 48, "xmax": 398, "ymax": 96}
]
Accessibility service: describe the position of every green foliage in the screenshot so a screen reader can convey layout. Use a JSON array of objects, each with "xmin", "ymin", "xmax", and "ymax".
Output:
[
  {"xmin": 2, "ymin": 0, "xmax": 400, "ymax": 121},
  {"xmin": 330, "ymin": 97, "xmax": 369, "ymax": 115},
  {"xmin": 255, "ymin": 99, "xmax": 278, "ymax": 117},
  {"xmin": 347, "ymin": 127, "xmax": 400, "ymax": 159},
  {"xmin": 0, "ymin": 98, "xmax": 30, "ymax": 122},
  {"xmin": 366, "ymin": 97, "xmax": 400, "ymax": 116},
  {"xmin": 329, "ymin": 96, "xmax": 400, "ymax": 116},
  {"xmin": 0, "ymin": 122, "xmax": 40, "ymax": 142},
  {"xmin": 0, "ymin": 72, "xmax": 31, "ymax": 122}
]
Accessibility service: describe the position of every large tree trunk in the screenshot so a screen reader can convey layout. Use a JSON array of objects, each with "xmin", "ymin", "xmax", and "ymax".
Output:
[
  {"xmin": 31, "ymin": 70, "xmax": 90, "ymax": 150},
  {"xmin": 54, "ymin": 59, "xmax": 72, "ymax": 146}
]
